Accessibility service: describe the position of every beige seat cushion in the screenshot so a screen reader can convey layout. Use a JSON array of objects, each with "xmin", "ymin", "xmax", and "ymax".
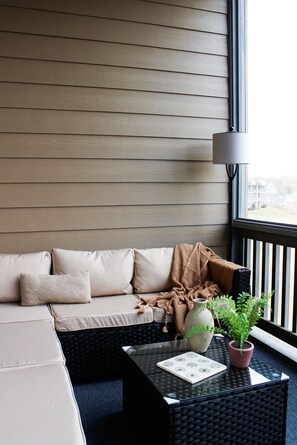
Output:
[
  {"xmin": 0, "ymin": 363, "xmax": 86, "ymax": 445},
  {"xmin": 20, "ymin": 271, "xmax": 91, "ymax": 306},
  {"xmin": 133, "ymin": 247, "xmax": 173, "ymax": 293},
  {"xmin": 135, "ymin": 293, "xmax": 174, "ymax": 323},
  {"xmin": 52, "ymin": 247, "xmax": 134, "ymax": 297},
  {"xmin": 0, "ymin": 320, "xmax": 64, "ymax": 370},
  {"xmin": 152, "ymin": 305, "xmax": 174, "ymax": 324},
  {"xmin": 50, "ymin": 294, "xmax": 153, "ymax": 332},
  {"xmin": 0, "ymin": 303, "xmax": 53, "ymax": 325},
  {"xmin": 0, "ymin": 251, "xmax": 51, "ymax": 303}
]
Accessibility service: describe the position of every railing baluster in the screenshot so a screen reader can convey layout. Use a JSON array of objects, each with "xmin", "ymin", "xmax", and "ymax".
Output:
[
  {"xmin": 254, "ymin": 241, "xmax": 260, "ymax": 296},
  {"xmin": 271, "ymin": 244, "xmax": 277, "ymax": 322},
  {"xmin": 263, "ymin": 243, "xmax": 272, "ymax": 320},
  {"xmin": 247, "ymin": 238, "xmax": 253, "ymax": 286},
  {"xmin": 281, "ymin": 246, "xmax": 288, "ymax": 329},
  {"xmin": 233, "ymin": 220, "xmax": 297, "ymax": 347},
  {"xmin": 290, "ymin": 248, "xmax": 295, "ymax": 332},
  {"xmin": 243, "ymin": 237, "xmax": 248, "ymax": 267},
  {"xmin": 261, "ymin": 241, "xmax": 266, "ymax": 294},
  {"xmin": 275, "ymin": 245, "xmax": 283, "ymax": 326},
  {"xmin": 293, "ymin": 253, "xmax": 297, "ymax": 333},
  {"xmin": 252, "ymin": 239, "xmax": 257, "ymax": 295}
]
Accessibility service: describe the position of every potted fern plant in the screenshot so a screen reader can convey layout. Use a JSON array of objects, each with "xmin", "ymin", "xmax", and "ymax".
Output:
[{"xmin": 185, "ymin": 291, "xmax": 272, "ymax": 368}]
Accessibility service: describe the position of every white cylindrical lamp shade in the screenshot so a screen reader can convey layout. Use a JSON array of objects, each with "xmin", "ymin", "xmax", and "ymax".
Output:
[{"xmin": 212, "ymin": 132, "xmax": 250, "ymax": 164}]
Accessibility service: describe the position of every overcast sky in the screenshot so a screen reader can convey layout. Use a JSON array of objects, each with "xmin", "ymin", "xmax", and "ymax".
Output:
[{"xmin": 247, "ymin": 0, "xmax": 297, "ymax": 178}]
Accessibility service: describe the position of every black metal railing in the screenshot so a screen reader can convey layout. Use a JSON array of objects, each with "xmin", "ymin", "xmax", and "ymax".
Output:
[{"xmin": 233, "ymin": 219, "xmax": 297, "ymax": 348}]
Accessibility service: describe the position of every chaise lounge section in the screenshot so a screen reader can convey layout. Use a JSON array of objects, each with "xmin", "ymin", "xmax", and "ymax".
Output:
[{"xmin": 0, "ymin": 306, "xmax": 86, "ymax": 445}]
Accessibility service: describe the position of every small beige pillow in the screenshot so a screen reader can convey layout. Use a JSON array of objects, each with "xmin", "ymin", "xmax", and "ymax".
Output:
[{"xmin": 20, "ymin": 271, "xmax": 91, "ymax": 306}]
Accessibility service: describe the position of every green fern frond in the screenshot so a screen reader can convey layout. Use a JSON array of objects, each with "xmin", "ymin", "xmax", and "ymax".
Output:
[
  {"xmin": 184, "ymin": 324, "xmax": 225, "ymax": 340},
  {"xmin": 185, "ymin": 291, "xmax": 273, "ymax": 350}
]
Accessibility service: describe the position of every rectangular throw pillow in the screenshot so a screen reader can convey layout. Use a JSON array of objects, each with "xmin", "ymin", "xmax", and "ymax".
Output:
[
  {"xmin": 0, "ymin": 251, "xmax": 51, "ymax": 303},
  {"xmin": 133, "ymin": 247, "xmax": 174, "ymax": 293},
  {"xmin": 20, "ymin": 271, "xmax": 91, "ymax": 306},
  {"xmin": 52, "ymin": 248, "xmax": 134, "ymax": 297}
]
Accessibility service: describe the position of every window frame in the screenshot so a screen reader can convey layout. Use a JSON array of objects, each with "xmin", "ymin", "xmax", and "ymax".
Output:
[
  {"xmin": 228, "ymin": 0, "xmax": 248, "ymax": 260},
  {"xmin": 230, "ymin": 0, "xmax": 297, "ymax": 264}
]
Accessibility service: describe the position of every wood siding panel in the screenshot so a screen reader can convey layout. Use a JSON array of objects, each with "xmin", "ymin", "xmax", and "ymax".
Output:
[
  {"xmin": 0, "ymin": 6, "xmax": 227, "ymax": 55},
  {"xmin": 144, "ymin": 0, "xmax": 227, "ymax": 13},
  {"xmin": 0, "ymin": 59, "xmax": 228, "ymax": 98},
  {"xmin": 0, "ymin": 159, "xmax": 226, "ymax": 183},
  {"xmin": 0, "ymin": 32, "xmax": 227, "ymax": 77},
  {"xmin": 0, "ymin": 83, "xmax": 228, "ymax": 119},
  {"xmin": 0, "ymin": 204, "xmax": 227, "ymax": 233},
  {"xmin": 0, "ymin": 183, "xmax": 228, "ymax": 208},
  {"xmin": 0, "ymin": 109, "xmax": 227, "ymax": 138},
  {"xmin": 0, "ymin": 0, "xmax": 229, "ymax": 255},
  {"xmin": 0, "ymin": 0, "xmax": 227, "ymax": 34},
  {"xmin": 0, "ymin": 226, "xmax": 227, "ymax": 254},
  {"xmin": 0, "ymin": 134, "xmax": 214, "ymax": 160}
]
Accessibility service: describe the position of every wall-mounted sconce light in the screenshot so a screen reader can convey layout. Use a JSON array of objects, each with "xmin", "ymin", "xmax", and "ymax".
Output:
[
  {"xmin": 213, "ymin": 129, "xmax": 250, "ymax": 180},
  {"xmin": 212, "ymin": 129, "xmax": 250, "ymax": 259}
]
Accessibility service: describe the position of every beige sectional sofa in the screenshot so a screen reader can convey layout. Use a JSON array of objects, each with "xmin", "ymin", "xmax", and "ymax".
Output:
[{"xmin": 0, "ymin": 245, "xmax": 250, "ymax": 444}]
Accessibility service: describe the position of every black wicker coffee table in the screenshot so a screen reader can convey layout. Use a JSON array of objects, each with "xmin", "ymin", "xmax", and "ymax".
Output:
[{"xmin": 122, "ymin": 336, "xmax": 289, "ymax": 445}]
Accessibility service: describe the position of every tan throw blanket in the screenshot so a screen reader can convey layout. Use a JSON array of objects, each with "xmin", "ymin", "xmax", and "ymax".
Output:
[{"xmin": 136, "ymin": 242, "xmax": 222, "ymax": 337}]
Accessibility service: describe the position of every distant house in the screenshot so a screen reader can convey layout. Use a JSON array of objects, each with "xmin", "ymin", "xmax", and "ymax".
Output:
[{"xmin": 248, "ymin": 180, "xmax": 284, "ymax": 210}]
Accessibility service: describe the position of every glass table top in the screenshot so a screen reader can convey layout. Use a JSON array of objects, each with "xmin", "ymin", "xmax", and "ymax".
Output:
[{"xmin": 123, "ymin": 335, "xmax": 289, "ymax": 405}]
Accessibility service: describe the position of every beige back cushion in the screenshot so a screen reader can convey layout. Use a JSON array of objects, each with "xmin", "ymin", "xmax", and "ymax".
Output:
[
  {"xmin": 133, "ymin": 247, "xmax": 174, "ymax": 293},
  {"xmin": 20, "ymin": 271, "xmax": 91, "ymax": 306},
  {"xmin": 52, "ymin": 248, "xmax": 134, "ymax": 297},
  {"xmin": 0, "ymin": 251, "xmax": 51, "ymax": 303}
]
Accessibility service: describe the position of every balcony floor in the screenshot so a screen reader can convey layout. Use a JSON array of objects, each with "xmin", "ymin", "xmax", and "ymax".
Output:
[
  {"xmin": 252, "ymin": 339, "xmax": 297, "ymax": 445},
  {"xmin": 74, "ymin": 340, "xmax": 297, "ymax": 445}
]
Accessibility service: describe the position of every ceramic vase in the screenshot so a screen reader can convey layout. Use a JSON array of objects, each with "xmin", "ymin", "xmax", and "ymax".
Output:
[
  {"xmin": 185, "ymin": 297, "xmax": 214, "ymax": 353},
  {"xmin": 228, "ymin": 340, "xmax": 254, "ymax": 368}
]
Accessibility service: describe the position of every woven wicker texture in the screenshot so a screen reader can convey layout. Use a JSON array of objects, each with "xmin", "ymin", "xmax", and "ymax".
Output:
[
  {"xmin": 231, "ymin": 268, "xmax": 251, "ymax": 297},
  {"xmin": 58, "ymin": 322, "xmax": 176, "ymax": 382},
  {"xmin": 166, "ymin": 384, "xmax": 287, "ymax": 445}
]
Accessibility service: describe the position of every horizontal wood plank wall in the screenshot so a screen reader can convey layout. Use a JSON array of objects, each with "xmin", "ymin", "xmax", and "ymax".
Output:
[{"xmin": 0, "ymin": 0, "xmax": 229, "ymax": 255}]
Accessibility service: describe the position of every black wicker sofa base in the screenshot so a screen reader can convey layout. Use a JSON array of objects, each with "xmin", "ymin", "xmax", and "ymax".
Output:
[
  {"xmin": 58, "ymin": 321, "xmax": 176, "ymax": 382},
  {"xmin": 58, "ymin": 268, "xmax": 251, "ymax": 383}
]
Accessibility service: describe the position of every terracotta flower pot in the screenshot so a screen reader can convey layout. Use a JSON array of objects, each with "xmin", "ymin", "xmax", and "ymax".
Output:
[{"xmin": 228, "ymin": 340, "xmax": 254, "ymax": 368}]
